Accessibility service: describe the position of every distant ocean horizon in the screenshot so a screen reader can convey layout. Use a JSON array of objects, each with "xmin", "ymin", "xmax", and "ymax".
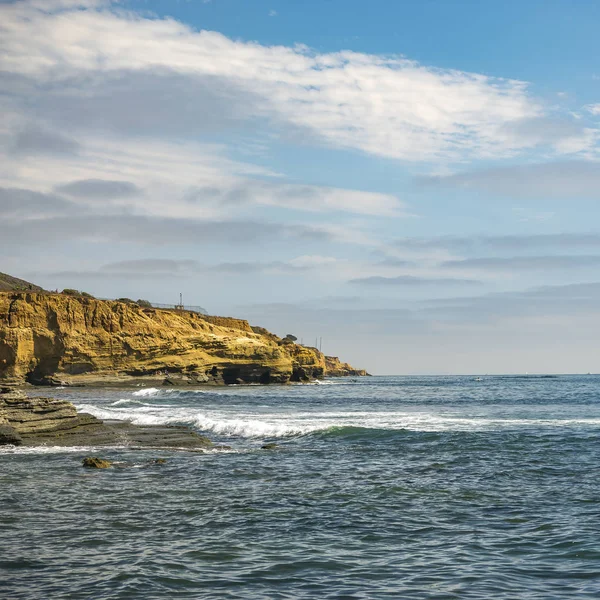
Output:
[{"xmin": 2, "ymin": 375, "xmax": 600, "ymax": 599}]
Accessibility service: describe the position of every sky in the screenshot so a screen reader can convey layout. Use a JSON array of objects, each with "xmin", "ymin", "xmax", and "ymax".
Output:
[{"xmin": 1, "ymin": 0, "xmax": 600, "ymax": 374}]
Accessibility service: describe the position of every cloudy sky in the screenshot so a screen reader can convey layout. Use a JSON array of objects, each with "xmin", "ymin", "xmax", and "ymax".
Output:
[{"xmin": 2, "ymin": 0, "xmax": 600, "ymax": 374}]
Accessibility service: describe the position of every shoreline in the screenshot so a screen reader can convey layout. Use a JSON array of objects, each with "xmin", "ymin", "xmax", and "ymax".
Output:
[
  {"xmin": 4, "ymin": 372, "xmax": 364, "ymax": 391},
  {"xmin": 0, "ymin": 388, "xmax": 218, "ymax": 451}
]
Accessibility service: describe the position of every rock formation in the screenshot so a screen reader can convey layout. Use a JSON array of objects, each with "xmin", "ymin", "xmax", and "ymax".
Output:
[
  {"xmin": 0, "ymin": 386, "xmax": 213, "ymax": 449},
  {"xmin": 324, "ymin": 355, "xmax": 371, "ymax": 377},
  {"xmin": 0, "ymin": 292, "xmax": 365, "ymax": 386}
]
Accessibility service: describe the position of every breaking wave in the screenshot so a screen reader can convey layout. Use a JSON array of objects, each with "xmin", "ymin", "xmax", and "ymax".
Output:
[
  {"xmin": 73, "ymin": 401, "xmax": 600, "ymax": 440},
  {"xmin": 132, "ymin": 388, "xmax": 161, "ymax": 397}
]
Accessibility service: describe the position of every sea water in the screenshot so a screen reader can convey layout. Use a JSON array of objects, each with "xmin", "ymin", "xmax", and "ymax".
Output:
[{"xmin": 1, "ymin": 375, "xmax": 600, "ymax": 599}]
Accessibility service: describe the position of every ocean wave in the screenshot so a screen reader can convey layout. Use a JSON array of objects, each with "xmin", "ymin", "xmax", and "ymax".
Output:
[
  {"xmin": 72, "ymin": 401, "xmax": 600, "ymax": 440},
  {"xmin": 110, "ymin": 398, "xmax": 147, "ymax": 406},
  {"xmin": 132, "ymin": 387, "xmax": 161, "ymax": 397}
]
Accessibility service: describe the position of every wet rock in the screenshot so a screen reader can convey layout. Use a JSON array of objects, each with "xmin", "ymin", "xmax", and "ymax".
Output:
[
  {"xmin": 82, "ymin": 457, "xmax": 112, "ymax": 469},
  {"xmin": 0, "ymin": 395, "xmax": 103, "ymax": 435},
  {"xmin": 0, "ymin": 425, "xmax": 22, "ymax": 446},
  {"xmin": 151, "ymin": 458, "xmax": 167, "ymax": 464},
  {"xmin": 261, "ymin": 443, "xmax": 279, "ymax": 450}
]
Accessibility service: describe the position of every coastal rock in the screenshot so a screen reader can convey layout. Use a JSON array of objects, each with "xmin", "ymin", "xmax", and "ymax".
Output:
[
  {"xmin": 0, "ymin": 424, "xmax": 22, "ymax": 446},
  {"xmin": 0, "ymin": 394, "xmax": 102, "ymax": 435},
  {"xmin": 0, "ymin": 292, "xmax": 366, "ymax": 385},
  {"xmin": 261, "ymin": 443, "xmax": 279, "ymax": 450},
  {"xmin": 82, "ymin": 457, "xmax": 112, "ymax": 469},
  {"xmin": 0, "ymin": 390, "xmax": 213, "ymax": 450},
  {"xmin": 324, "ymin": 355, "xmax": 371, "ymax": 377}
]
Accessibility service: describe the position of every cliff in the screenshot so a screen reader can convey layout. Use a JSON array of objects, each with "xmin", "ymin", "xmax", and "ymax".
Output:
[
  {"xmin": 325, "ymin": 355, "xmax": 371, "ymax": 377},
  {"xmin": 0, "ymin": 292, "xmax": 364, "ymax": 386}
]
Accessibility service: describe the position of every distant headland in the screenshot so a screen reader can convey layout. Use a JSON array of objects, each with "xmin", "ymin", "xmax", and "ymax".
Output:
[{"xmin": 0, "ymin": 272, "xmax": 368, "ymax": 387}]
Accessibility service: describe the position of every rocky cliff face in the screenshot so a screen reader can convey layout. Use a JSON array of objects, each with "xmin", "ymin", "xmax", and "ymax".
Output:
[
  {"xmin": 0, "ymin": 292, "xmax": 362, "ymax": 385},
  {"xmin": 325, "ymin": 355, "xmax": 371, "ymax": 377}
]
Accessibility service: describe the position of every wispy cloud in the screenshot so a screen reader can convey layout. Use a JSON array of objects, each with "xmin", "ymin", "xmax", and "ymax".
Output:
[
  {"xmin": 390, "ymin": 233, "xmax": 600, "ymax": 252},
  {"xmin": 350, "ymin": 275, "xmax": 481, "ymax": 286},
  {"xmin": 585, "ymin": 103, "xmax": 600, "ymax": 116},
  {"xmin": 443, "ymin": 255, "xmax": 600, "ymax": 271},
  {"xmin": 0, "ymin": 0, "xmax": 575, "ymax": 163},
  {"xmin": 421, "ymin": 160, "xmax": 600, "ymax": 199}
]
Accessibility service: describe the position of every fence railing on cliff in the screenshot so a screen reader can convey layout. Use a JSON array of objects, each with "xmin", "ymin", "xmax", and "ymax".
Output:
[{"xmin": 149, "ymin": 302, "xmax": 208, "ymax": 315}]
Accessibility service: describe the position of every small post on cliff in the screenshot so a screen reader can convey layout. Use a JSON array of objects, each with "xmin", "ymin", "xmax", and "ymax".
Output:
[{"xmin": 176, "ymin": 293, "xmax": 184, "ymax": 315}]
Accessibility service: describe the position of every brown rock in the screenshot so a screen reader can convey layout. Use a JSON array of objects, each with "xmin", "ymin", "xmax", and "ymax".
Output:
[
  {"xmin": 82, "ymin": 457, "xmax": 112, "ymax": 469},
  {"xmin": 0, "ymin": 424, "xmax": 22, "ymax": 446}
]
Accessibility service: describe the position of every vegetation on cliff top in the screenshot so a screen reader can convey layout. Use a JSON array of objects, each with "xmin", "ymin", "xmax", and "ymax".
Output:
[{"xmin": 0, "ymin": 272, "xmax": 44, "ymax": 293}]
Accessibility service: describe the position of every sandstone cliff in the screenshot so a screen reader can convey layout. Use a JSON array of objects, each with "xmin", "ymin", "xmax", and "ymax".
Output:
[
  {"xmin": 325, "ymin": 355, "xmax": 371, "ymax": 377},
  {"xmin": 0, "ymin": 292, "xmax": 363, "ymax": 386}
]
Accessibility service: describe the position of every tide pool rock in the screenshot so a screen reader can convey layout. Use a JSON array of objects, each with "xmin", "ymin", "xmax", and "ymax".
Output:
[{"xmin": 82, "ymin": 457, "xmax": 112, "ymax": 469}]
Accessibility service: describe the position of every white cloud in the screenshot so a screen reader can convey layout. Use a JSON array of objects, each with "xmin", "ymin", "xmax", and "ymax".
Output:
[
  {"xmin": 1, "ymin": 127, "xmax": 404, "ymax": 217},
  {"xmin": 0, "ymin": 0, "xmax": 566, "ymax": 162},
  {"xmin": 585, "ymin": 103, "xmax": 600, "ymax": 116},
  {"xmin": 289, "ymin": 255, "xmax": 340, "ymax": 268}
]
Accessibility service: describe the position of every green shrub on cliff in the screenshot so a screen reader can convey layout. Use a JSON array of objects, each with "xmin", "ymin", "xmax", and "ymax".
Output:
[{"xmin": 62, "ymin": 289, "xmax": 95, "ymax": 299}]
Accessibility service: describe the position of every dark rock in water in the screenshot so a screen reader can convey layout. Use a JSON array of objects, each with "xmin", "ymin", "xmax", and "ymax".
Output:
[
  {"xmin": 0, "ymin": 424, "xmax": 22, "ymax": 446},
  {"xmin": 151, "ymin": 458, "xmax": 167, "ymax": 464},
  {"xmin": 261, "ymin": 443, "xmax": 279, "ymax": 450},
  {"xmin": 82, "ymin": 457, "xmax": 112, "ymax": 469}
]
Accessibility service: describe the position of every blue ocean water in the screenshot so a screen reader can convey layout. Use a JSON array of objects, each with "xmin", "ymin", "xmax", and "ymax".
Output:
[{"xmin": 1, "ymin": 375, "xmax": 600, "ymax": 599}]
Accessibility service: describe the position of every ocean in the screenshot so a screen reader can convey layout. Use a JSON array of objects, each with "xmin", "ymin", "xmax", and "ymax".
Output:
[{"xmin": 1, "ymin": 375, "xmax": 600, "ymax": 599}]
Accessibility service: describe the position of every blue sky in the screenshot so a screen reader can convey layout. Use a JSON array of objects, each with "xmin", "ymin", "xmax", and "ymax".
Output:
[{"xmin": 1, "ymin": 0, "xmax": 600, "ymax": 373}]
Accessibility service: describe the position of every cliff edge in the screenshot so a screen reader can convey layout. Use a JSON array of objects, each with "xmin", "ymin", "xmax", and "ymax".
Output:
[{"xmin": 0, "ymin": 292, "xmax": 365, "ymax": 386}]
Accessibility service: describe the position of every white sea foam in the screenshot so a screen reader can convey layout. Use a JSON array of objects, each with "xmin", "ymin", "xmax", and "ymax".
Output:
[
  {"xmin": 72, "ymin": 401, "xmax": 600, "ymax": 439},
  {"xmin": 110, "ymin": 398, "xmax": 147, "ymax": 406},
  {"xmin": 132, "ymin": 387, "xmax": 161, "ymax": 397}
]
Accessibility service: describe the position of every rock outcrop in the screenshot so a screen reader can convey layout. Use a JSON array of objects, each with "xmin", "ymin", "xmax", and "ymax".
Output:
[
  {"xmin": 0, "ymin": 292, "xmax": 365, "ymax": 386},
  {"xmin": 325, "ymin": 355, "xmax": 371, "ymax": 377},
  {"xmin": 0, "ymin": 387, "xmax": 213, "ymax": 449}
]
